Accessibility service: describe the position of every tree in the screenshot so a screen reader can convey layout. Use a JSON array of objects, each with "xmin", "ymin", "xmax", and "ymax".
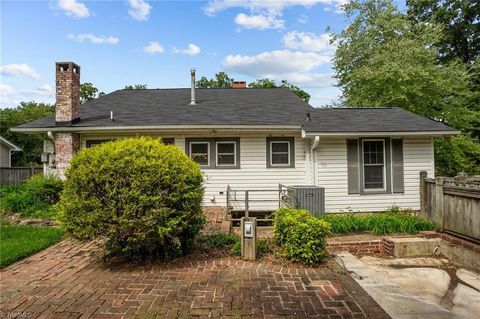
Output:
[
  {"xmin": 0, "ymin": 102, "xmax": 55, "ymax": 166},
  {"xmin": 333, "ymin": 0, "xmax": 480, "ymax": 175},
  {"xmin": 407, "ymin": 0, "xmax": 480, "ymax": 66},
  {"xmin": 80, "ymin": 83, "xmax": 105, "ymax": 104},
  {"xmin": 57, "ymin": 137, "xmax": 205, "ymax": 260},
  {"xmin": 196, "ymin": 72, "xmax": 232, "ymax": 88},
  {"xmin": 124, "ymin": 84, "xmax": 148, "ymax": 90},
  {"xmin": 249, "ymin": 79, "xmax": 311, "ymax": 102}
]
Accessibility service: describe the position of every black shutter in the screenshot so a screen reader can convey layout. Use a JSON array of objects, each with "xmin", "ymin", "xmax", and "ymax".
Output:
[
  {"xmin": 391, "ymin": 139, "xmax": 404, "ymax": 193},
  {"xmin": 347, "ymin": 139, "xmax": 360, "ymax": 194}
]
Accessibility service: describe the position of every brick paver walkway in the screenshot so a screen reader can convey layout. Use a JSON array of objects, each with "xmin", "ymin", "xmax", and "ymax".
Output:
[{"xmin": 0, "ymin": 240, "xmax": 367, "ymax": 318}]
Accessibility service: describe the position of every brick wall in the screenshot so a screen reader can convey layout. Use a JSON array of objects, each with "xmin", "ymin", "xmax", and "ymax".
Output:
[
  {"xmin": 327, "ymin": 240, "xmax": 384, "ymax": 255},
  {"xmin": 55, "ymin": 62, "xmax": 80, "ymax": 124},
  {"xmin": 202, "ymin": 206, "xmax": 230, "ymax": 234},
  {"xmin": 53, "ymin": 133, "xmax": 79, "ymax": 177}
]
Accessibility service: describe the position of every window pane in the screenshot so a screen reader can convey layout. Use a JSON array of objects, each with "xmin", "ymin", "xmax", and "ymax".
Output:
[
  {"xmin": 364, "ymin": 141, "xmax": 384, "ymax": 164},
  {"xmin": 364, "ymin": 166, "xmax": 384, "ymax": 189},
  {"xmin": 272, "ymin": 142, "xmax": 289, "ymax": 153},
  {"xmin": 218, "ymin": 142, "xmax": 234, "ymax": 154},
  {"xmin": 218, "ymin": 154, "xmax": 235, "ymax": 165},
  {"xmin": 162, "ymin": 138, "xmax": 174, "ymax": 145},
  {"xmin": 192, "ymin": 154, "xmax": 209, "ymax": 165},
  {"xmin": 272, "ymin": 153, "xmax": 289, "ymax": 165},
  {"xmin": 191, "ymin": 143, "xmax": 208, "ymax": 154},
  {"xmin": 191, "ymin": 143, "xmax": 209, "ymax": 165}
]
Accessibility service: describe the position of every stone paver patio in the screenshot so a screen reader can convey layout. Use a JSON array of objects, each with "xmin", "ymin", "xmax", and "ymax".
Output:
[{"xmin": 0, "ymin": 240, "xmax": 376, "ymax": 318}]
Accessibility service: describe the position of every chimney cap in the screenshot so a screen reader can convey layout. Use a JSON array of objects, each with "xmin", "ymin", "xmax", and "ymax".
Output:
[{"xmin": 56, "ymin": 62, "xmax": 80, "ymax": 73}]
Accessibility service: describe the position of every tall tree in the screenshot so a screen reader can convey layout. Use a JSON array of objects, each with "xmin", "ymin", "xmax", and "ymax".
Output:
[
  {"xmin": 124, "ymin": 84, "xmax": 148, "ymax": 90},
  {"xmin": 196, "ymin": 72, "xmax": 232, "ymax": 88},
  {"xmin": 249, "ymin": 79, "xmax": 311, "ymax": 103},
  {"xmin": 0, "ymin": 102, "xmax": 55, "ymax": 166},
  {"xmin": 333, "ymin": 0, "xmax": 480, "ymax": 176},
  {"xmin": 80, "ymin": 83, "xmax": 105, "ymax": 104},
  {"xmin": 407, "ymin": 0, "xmax": 480, "ymax": 66}
]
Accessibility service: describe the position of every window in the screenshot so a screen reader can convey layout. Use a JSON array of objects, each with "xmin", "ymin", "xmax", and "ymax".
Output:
[
  {"xmin": 86, "ymin": 139, "xmax": 115, "ymax": 147},
  {"xmin": 362, "ymin": 140, "xmax": 385, "ymax": 190},
  {"xmin": 216, "ymin": 142, "xmax": 236, "ymax": 166},
  {"xmin": 190, "ymin": 142, "xmax": 210, "ymax": 166},
  {"xmin": 186, "ymin": 138, "xmax": 240, "ymax": 168},
  {"xmin": 266, "ymin": 137, "xmax": 295, "ymax": 168},
  {"xmin": 162, "ymin": 138, "xmax": 175, "ymax": 145}
]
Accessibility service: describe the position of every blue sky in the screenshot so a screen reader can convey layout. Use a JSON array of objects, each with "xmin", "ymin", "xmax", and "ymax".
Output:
[{"xmin": 1, "ymin": 0, "xmax": 353, "ymax": 108}]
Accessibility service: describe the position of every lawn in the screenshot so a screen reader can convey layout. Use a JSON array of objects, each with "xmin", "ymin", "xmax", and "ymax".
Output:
[{"xmin": 0, "ymin": 224, "xmax": 64, "ymax": 268}]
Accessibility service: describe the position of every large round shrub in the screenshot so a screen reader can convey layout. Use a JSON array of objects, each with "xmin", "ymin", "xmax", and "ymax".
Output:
[{"xmin": 57, "ymin": 137, "xmax": 205, "ymax": 259}]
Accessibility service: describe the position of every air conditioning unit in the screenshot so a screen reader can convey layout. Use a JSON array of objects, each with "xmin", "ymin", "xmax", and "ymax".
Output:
[{"xmin": 287, "ymin": 185, "xmax": 325, "ymax": 217}]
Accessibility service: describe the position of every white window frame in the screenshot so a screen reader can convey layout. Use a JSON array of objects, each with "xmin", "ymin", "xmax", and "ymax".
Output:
[
  {"xmin": 270, "ymin": 140, "xmax": 291, "ymax": 167},
  {"xmin": 362, "ymin": 139, "xmax": 386, "ymax": 192},
  {"xmin": 189, "ymin": 141, "xmax": 210, "ymax": 166},
  {"xmin": 216, "ymin": 141, "xmax": 236, "ymax": 167}
]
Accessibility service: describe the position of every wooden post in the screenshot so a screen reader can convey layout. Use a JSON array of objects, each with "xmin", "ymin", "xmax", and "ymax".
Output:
[
  {"xmin": 241, "ymin": 217, "xmax": 257, "ymax": 260},
  {"xmin": 435, "ymin": 176, "xmax": 445, "ymax": 231},
  {"xmin": 419, "ymin": 171, "xmax": 427, "ymax": 215},
  {"xmin": 245, "ymin": 191, "xmax": 249, "ymax": 218}
]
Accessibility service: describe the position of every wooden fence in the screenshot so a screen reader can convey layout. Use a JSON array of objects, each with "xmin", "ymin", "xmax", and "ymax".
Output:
[
  {"xmin": 0, "ymin": 167, "xmax": 43, "ymax": 185},
  {"xmin": 420, "ymin": 171, "xmax": 480, "ymax": 243}
]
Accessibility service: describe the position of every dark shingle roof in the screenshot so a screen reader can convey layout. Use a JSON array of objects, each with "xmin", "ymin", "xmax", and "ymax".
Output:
[
  {"xmin": 16, "ymin": 88, "xmax": 313, "ymax": 128},
  {"xmin": 304, "ymin": 107, "xmax": 457, "ymax": 133},
  {"xmin": 14, "ymin": 88, "xmax": 457, "ymax": 133}
]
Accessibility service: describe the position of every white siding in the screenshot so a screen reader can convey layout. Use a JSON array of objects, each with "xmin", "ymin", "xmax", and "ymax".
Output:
[
  {"xmin": 77, "ymin": 133, "xmax": 308, "ymax": 209},
  {"xmin": 316, "ymin": 137, "xmax": 434, "ymax": 212}
]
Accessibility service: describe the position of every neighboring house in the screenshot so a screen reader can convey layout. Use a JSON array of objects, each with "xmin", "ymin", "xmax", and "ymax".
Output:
[
  {"xmin": 0, "ymin": 136, "xmax": 22, "ymax": 167},
  {"xmin": 12, "ymin": 62, "xmax": 458, "ymax": 214}
]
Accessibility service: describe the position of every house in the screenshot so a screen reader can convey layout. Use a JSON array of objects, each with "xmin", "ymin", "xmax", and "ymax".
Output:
[
  {"xmin": 12, "ymin": 62, "xmax": 458, "ymax": 217},
  {"xmin": 0, "ymin": 136, "xmax": 22, "ymax": 167}
]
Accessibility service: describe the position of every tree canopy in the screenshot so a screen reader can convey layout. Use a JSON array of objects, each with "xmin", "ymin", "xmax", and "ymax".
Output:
[
  {"xmin": 0, "ymin": 102, "xmax": 55, "ymax": 166},
  {"xmin": 196, "ymin": 73, "xmax": 311, "ymax": 102},
  {"xmin": 80, "ymin": 83, "xmax": 105, "ymax": 104},
  {"xmin": 333, "ymin": 0, "xmax": 480, "ymax": 176},
  {"xmin": 124, "ymin": 84, "xmax": 148, "ymax": 90}
]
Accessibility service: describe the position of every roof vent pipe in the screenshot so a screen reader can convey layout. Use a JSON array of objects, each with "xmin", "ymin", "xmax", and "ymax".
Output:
[
  {"xmin": 190, "ymin": 68, "xmax": 196, "ymax": 105},
  {"xmin": 305, "ymin": 112, "xmax": 311, "ymax": 122},
  {"xmin": 110, "ymin": 111, "xmax": 114, "ymax": 121}
]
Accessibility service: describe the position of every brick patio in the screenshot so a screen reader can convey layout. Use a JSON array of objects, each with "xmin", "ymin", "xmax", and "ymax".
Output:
[{"xmin": 0, "ymin": 240, "xmax": 369, "ymax": 318}]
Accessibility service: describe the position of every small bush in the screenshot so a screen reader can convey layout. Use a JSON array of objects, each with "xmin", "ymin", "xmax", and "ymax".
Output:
[
  {"xmin": 0, "ymin": 175, "xmax": 62, "ymax": 220},
  {"xmin": 257, "ymin": 238, "xmax": 275, "ymax": 258},
  {"xmin": 273, "ymin": 208, "xmax": 331, "ymax": 265},
  {"xmin": 198, "ymin": 233, "xmax": 239, "ymax": 250},
  {"xmin": 321, "ymin": 212, "xmax": 435, "ymax": 235},
  {"xmin": 57, "ymin": 137, "xmax": 205, "ymax": 260}
]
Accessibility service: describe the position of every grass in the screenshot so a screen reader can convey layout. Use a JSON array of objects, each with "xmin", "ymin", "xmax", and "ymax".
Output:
[
  {"xmin": 321, "ymin": 212, "xmax": 435, "ymax": 235},
  {"xmin": 0, "ymin": 224, "xmax": 64, "ymax": 268}
]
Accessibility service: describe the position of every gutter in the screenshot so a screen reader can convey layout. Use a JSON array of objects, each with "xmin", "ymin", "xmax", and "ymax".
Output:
[
  {"xmin": 11, "ymin": 124, "xmax": 303, "ymax": 134},
  {"xmin": 302, "ymin": 130, "xmax": 460, "ymax": 137}
]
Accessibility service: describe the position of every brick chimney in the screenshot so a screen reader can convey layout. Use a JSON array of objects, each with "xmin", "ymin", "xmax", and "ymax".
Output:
[
  {"xmin": 232, "ymin": 81, "xmax": 247, "ymax": 89},
  {"xmin": 55, "ymin": 62, "xmax": 80, "ymax": 125}
]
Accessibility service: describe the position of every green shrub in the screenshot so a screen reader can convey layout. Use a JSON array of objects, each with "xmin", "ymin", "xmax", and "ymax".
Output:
[
  {"xmin": 57, "ymin": 137, "xmax": 205, "ymax": 260},
  {"xmin": 321, "ymin": 212, "xmax": 435, "ymax": 235},
  {"xmin": 257, "ymin": 238, "xmax": 275, "ymax": 257},
  {"xmin": 0, "ymin": 175, "xmax": 62, "ymax": 220},
  {"xmin": 273, "ymin": 208, "xmax": 331, "ymax": 265},
  {"xmin": 198, "ymin": 233, "xmax": 239, "ymax": 250}
]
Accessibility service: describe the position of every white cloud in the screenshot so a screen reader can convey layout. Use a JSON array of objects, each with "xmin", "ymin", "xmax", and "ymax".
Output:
[
  {"xmin": 0, "ymin": 64, "xmax": 41, "ymax": 80},
  {"xmin": 234, "ymin": 13, "xmax": 284, "ymax": 30},
  {"xmin": 128, "ymin": 0, "xmax": 152, "ymax": 21},
  {"xmin": 57, "ymin": 0, "xmax": 90, "ymax": 18},
  {"xmin": 0, "ymin": 84, "xmax": 15, "ymax": 97},
  {"xmin": 297, "ymin": 14, "xmax": 308, "ymax": 24},
  {"xmin": 223, "ymin": 50, "xmax": 335, "ymax": 88},
  {"xmin": 67, "ymin": 33, "xmax": 119, "ymax": 45},
  {"xmin": 173, "ymin": 43, "xmax": 201, "ymax": 56},
  {"xmin": 143, "ymin": 41, "xmax": 164, "ymax": 54},
  {"xmin": 224, "ymin": 50, "xmax": 330, "ymax": 76},
  {"xmin": 25, "ymin": 84, "xmax": 54, "ymax": 96},
  {"xmin": 205, "ymin": 1, "xmax": 346, "ymax": 30},
  {"xmin": 282, "ymin": 31, "xmax": 335, "ymax": 52}
]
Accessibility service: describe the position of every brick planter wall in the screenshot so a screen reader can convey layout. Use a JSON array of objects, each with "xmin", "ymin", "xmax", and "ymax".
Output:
[{"xmin": 327, "ymin": 240, "xmax": 384, "ymax": 255}]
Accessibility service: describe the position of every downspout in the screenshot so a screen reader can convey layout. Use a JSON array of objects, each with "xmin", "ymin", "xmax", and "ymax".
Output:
[
  {"xmin": 46, "ymin": 131, "xmax": 55, "ymax": 174},
  {"xmin": 311, "ymin": 136, "xmax": 320, "ymax": 186}
]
